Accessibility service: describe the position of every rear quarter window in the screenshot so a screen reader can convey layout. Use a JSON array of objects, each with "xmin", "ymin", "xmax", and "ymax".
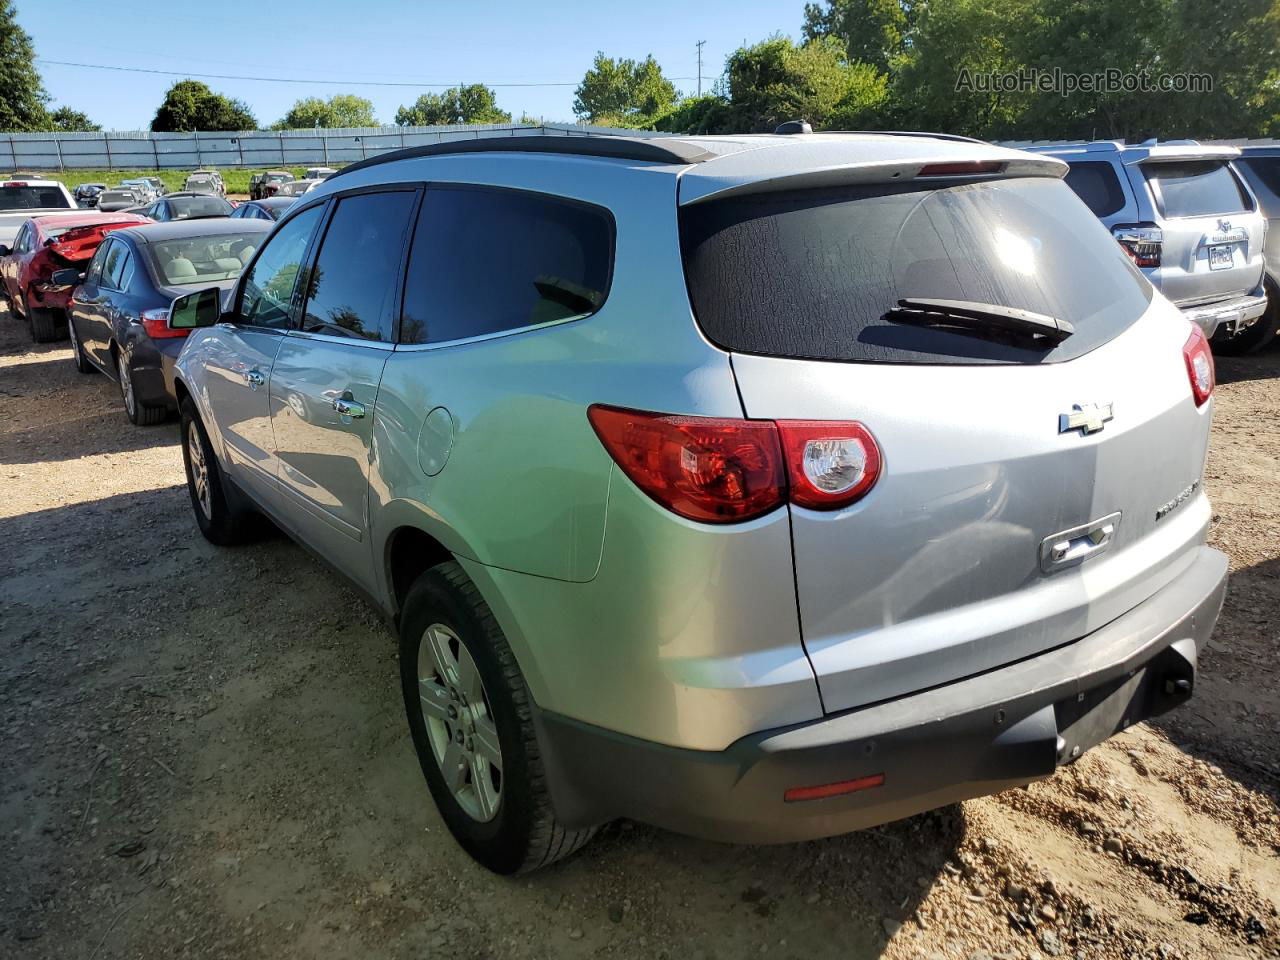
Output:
[
  {"xmin": 1239, "ymin": 157, "xmax": 1280, "ymax": 197},
  {"xmin": 1062, "ymin": 161, "xmax": 1127, "ymax": 217},
  {"xmin": 680, "ymin": 176, "xmax": 1153, "ymax": 365},
  {"xmin": 1143, "ymin": 160, "xmax": 1251, "ymax": 218}
]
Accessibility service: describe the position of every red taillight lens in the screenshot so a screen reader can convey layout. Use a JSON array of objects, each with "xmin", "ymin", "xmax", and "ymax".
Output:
[
  {"xmin": 777, "ymin": 421, "xmax": 881, "ymax": 510},
  {"xmin": 1182, "ymin": 324, "xmax": 1214, "ymax": 407},
  {"xmin": 916, "ymin": 161, "xmax": 1003, "ymax": 177},
  {"xmin": 141, "ymin": 308, "xmax": 186, "ymax": 339},
  {"xmin": 588, "ymin": 406, "xmax": 884, "ymax": 522},
  {"xmin": 587, "ymin": 405, "xmax": 785, "ymax": 523},
  {"xmin": 1112, "ymin": 223, "xmax": 1163, "ymax": 268}
]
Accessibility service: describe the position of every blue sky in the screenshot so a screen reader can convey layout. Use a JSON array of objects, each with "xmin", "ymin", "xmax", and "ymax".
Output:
[{"xmin": 18, "ymin": 0, "xmax": 809, "ymax": 131}]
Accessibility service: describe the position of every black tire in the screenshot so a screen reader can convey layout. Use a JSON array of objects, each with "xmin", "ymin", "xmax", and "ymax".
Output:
[
  {"xmin": 399, "ymin": 561, "xmax": 596, "ymax": 874},
  {"xmin": 115, "ymin": 347, "xmax": 167, "ymax": 426},
  {"xmin": 68, "ymin": 319, "xmax": 93, "ymax": 375},
  {"xmin": 179, "ymin": 398, "xmax": 257, "ymax": 545},
  {"xmin": 27, "ymin": 293, "xmax": 62, "ymax": 343},
  {"xmin": 1212, "ymin": 282, "xmax": 1279, "ymax": 355}
]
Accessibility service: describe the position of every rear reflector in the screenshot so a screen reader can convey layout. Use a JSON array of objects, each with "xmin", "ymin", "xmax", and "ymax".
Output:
[
  {"xmin": 916, "ymin": 161, "xmax": 1003, "ymax": 177},
  {"xmin": 1182, "ymin": 324, "xmax": 1214, "ymax": 407},
  {"xmin": 784, "ymin": 773, "xmax": 885, "ymax": 803}
]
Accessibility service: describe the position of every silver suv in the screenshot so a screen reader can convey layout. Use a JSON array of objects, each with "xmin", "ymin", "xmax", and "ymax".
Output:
[
  {"xmin": 1230, "ymin": 143, "xmax": 1280, "ymax": 351},
  {"xmin": 1028, "ymin": 140, "xmax": 1268, "ymax": 351},
  {"xmin": 167, "ymin": 132, "xmax": 1228, "ymax": 874}
]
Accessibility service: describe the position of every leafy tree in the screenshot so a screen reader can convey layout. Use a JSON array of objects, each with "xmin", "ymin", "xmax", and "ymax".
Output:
[
  {"xmin": 46, "ymin": 106, "xmax": 99, "ymax": 132},
  {"xmin": 151, "ymin": 80, "xmax": 257, "ymax": 132},
  {"xmin": 721, "ymin": 35, "xmax": 887, "ymax": 133},
  {"xmin": 651, "ymin": 94, "xmax": 736, "ymax": 134},
  {"xmin": 394, "ymin": 85, "xmax": 511, "ymax": 126},
  {"xmin": 803, "ymin": 0, "xmax": 913, "ymax": 73},
  {"xmin": 274, "ymin": 94, "xmax": 377, "ymax": 129},
  {"xmin": 0, "ymin": 0, "xmax": 49, "ymax": 132},
  {"xmin": 573, "ymin": 53, "xmax": 679, "ymax": 125}
]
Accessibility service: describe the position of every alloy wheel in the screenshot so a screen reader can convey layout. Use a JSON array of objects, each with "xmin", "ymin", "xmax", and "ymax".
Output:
[
  {"xmin": 187, "ymin": 422, "xmax": 212, "ymax": 519},
  {"xmin": 417, "ymin": 623, "xmax": 503, "ymax": 822},
  {"xmin": 117, "ymin": 353, "xmax": 135, "ymax": 417}
]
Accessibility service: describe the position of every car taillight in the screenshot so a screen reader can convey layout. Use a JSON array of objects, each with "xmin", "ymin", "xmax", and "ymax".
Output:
[
  {"xmin": 587, "ymin": 406, "xmax": 882, "ymax": 523},
  {"xmin": 1112, "ymin": 223, "xmax": 1163, "ymax": 268},
  {"xmin": 1183, "ymin": 324, "xmax": 1214, "ymax": 407},
  {"xmin": 141, "ymin": 308, "xmax": 186, "ymax": 339}
]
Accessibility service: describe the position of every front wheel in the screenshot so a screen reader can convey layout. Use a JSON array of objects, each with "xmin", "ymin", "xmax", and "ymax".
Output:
[
  {"xmin": 180, "ymin": 399, "xmax": 257, "ymax": 545},
  {"xmin": 399, "ymin": 561, "xmax": 597, "ymax": 874}
]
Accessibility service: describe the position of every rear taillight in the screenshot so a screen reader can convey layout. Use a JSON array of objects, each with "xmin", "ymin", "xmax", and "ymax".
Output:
[
  {"xmin": 587, "ymin": 405, "xmax": 882, "ymax": 523},
  {"xmin": 1183, "ymin": 324, "xmax": 1214, "ymax": 407},
  {"xmin": 141, "ymin": 308, "xmax": 186, "ymax": 339},
  {"xmin": 1112, "ymin": 223, "xmax": 1163, "ymax": 268}
]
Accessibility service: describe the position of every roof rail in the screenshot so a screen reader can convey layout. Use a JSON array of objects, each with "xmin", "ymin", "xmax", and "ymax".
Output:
[
  {"xmin": 326, "ymin": 135, "xmax": 714, "ymax": 182},
  {"xmin": 818, "ymin": 130, "xmax": 989, "ymax": 145}
]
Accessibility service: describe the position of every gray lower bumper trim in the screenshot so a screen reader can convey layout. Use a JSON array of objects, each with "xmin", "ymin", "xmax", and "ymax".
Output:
[
  {"xmin": 534, "ymin": 546, "xmax": 1228, "ymax": 844},
  {"xmin": 1179, "ymin": 290, "xmax": 1268, "ymax": 337}
]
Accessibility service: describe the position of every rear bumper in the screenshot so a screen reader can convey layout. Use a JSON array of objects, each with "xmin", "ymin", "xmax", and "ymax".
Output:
[
  {"xmin": 1178, "ymin": 290, "xmax": 1268, "ymax": 337},
  {"xmin": 535, "ymin": 545, "xmax": 1228, "ymax": 844}
]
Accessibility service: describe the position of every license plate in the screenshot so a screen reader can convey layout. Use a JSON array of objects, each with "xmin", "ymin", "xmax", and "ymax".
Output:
[{"xmin": 1208, "ymin": 244, "xmax": 1233, "ymax": 270}]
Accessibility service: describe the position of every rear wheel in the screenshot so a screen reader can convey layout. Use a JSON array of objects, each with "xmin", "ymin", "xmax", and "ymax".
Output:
[
  {"xmin": 180, "ymin": 398, "xmax": 257, "ymax": 545},
  {"xmin": 116, "ymin": 348, "xmax": 167, "ymax": 425},
  {"xmin": 26, "ymin": 292, "xmax": 61, "ymax": 343},
  {"xmin": 399, "ymin": 561, "xmax": 597, "ymax": 874}
]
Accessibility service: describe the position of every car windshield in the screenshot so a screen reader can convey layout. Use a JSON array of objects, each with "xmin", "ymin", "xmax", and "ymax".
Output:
[
  {"xmin": 147, "ymin": 231, "xmax": 261, "ymax": 286},
  {"xmin": 680, "ymin": 176, "xmax": 1153, "ymax": 365},
  {"xmin": 169, "ymin": 196, "xmax": 232, "ymax": 219},
  {"xmin": 0, "ymin": 185, "xmax": 72, "ymax": 210}
]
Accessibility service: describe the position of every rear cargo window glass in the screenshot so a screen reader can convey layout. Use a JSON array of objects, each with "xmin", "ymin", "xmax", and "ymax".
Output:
[
  {"xmin": 1063, "ymin": 161, "xmax": 1126, "ymax": 217},
  {"xmin": 400, "ymin": 186, "xmax": 613, "ymax": 345},
  {"xmin": 680, "ymin": 177, "xmax": 1152, "ymax": 365},
  {"xmin": 0, "ymin": 186, "xmax": 70, "ymax": 210},
  {"xmin": 1143, "ymin": 160, "xmax": 1250, "ymax": 218}
]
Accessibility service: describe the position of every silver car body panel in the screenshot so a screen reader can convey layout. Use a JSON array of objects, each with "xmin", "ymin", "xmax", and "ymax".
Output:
[{"xmin": 175, "ymin": 133, "xmax": 1218, "ymax": 753}]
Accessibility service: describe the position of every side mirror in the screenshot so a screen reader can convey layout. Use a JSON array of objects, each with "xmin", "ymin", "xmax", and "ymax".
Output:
[
  {"xmin": 0, "ymin": 245, "xmax": 10, "ymax": 257},
  {"xmin": 169, "ymin": 286, "xmax": 223, "ymax": 330},
  {"xmin": 51, "ymin": 268, "xmax": 82, "ymax": 286}
]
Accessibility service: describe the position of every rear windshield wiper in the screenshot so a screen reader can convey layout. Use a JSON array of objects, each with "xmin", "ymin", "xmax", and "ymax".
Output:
[{"xmin": 887, "ymin": 298, "xmax": 1075, "ymax": 347}]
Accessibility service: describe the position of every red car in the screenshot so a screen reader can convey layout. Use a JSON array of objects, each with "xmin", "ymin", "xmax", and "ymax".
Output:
[{"xmin": 0, "ymin": 212, "xmax": 149, "ymax": 342}]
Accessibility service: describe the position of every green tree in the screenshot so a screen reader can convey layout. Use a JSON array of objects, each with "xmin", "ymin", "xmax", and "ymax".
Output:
[
  {"xmin": 802, "ymin": 0, "xmax": 912, "ymax": 73},
  {"xmin": 394, "ymin": 84, "xmax": 511, "ymax": 126},
  {"xmin": 0, "ymin": 0, "xmax": 49, "ymax": 132},
  {"xmin": 150, "ymin": 80, "xmax": 257, "ymax": 132},
  {"xmin": 573, "ymin": 53, "xmax": 679, "ymax": 125},
  {"xmin": 45, "ymin": 106, "xmax": 99, "ymax": 131},
  {"xmin": 651, "ymin": 93, "xmax": 736, "ymax": 134},
  {"xmin": 721, "ymin": 35, "xmax": 888, "ymax": 133},
  {"xmin": 274, "ymin": 94, "xmax": 377, "ymax": 129}
]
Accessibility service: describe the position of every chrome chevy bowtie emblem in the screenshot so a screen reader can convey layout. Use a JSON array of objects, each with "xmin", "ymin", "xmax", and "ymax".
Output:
[{"xmin": 1059, "ymin": 402, "xmax": 1114, "ymax": 435}]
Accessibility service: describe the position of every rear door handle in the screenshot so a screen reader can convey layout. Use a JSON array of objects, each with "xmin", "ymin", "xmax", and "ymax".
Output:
[
  {"xmin": 1040, "ymin": 512, "xmax": 1121, "ymax": 573},
  {"xmin": 244, "ymin": 369, "xmax": 265, "ymax": 388}
]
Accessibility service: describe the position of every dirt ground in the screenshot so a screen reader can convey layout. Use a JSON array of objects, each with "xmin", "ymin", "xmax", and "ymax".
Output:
[{"xmin": 1, "ymin": 309, "xmax": 1276, "ymax": 960}]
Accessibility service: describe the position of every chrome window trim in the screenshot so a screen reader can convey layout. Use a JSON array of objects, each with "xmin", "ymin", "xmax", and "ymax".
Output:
[
  {"xmin": 283, "ymin": 328, "xmax": 396, "ymax": 351},
  {"xmin": 393, "ymin": 311, "xmax": 592, "ymax": 352}
]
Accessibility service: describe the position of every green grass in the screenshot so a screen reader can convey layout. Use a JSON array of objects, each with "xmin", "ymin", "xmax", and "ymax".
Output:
[{"xmin": 17, "ymin": 166, "xmax": 338, "ymax": 196}]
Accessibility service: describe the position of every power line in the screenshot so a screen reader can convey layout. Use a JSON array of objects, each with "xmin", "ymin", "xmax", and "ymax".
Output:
[{"xmin": 36, "ymin": 58, "xmax": 697, "ymax": 89}]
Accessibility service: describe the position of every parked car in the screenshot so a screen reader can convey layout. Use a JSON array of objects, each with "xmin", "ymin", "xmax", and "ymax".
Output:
[
  {"xmin": 1228, "ymin": 145, "xmax": 1280, "ymax": 352},
  {"xmin": 249, "ymin": 170, "xmax": 294, "ymax": 200},
  {"xmin": 142, "ymin": 176, "xmax": 166, "ymax": 197},
  {"xmin": 57, "ymin": 218, "xmax": 270, "ymax": 424},
  {"xmin": 96, "ymin": 188, "xmax": 147, "ymax": 212},
  {"xmin": 229, "ymin": 196, "xmax": 295, "ymax": 222},
  {"xmin": 1030, "ymin": 140, "xmax": 1268, "ymax": 353},
  {"xmin": 119, "ymin": 179, "xmax": 160, "ymax": 203},
  {"xmin": 74, "ymin": 182, "xmax": 107, "ymax": 208},
  {"xmin": 304, "ymin": 166, "xmax": 337, "ymax": 181},
  {"xmin": 137, "ymin": 192, "xmax": 235, "ymax": 222},
  {"xmin": 0, "ymin": 211, "xmax": 148, "ymax": 341},
  {"xmin": 167, "ymin": 132, "xmax": 1227, "ymax": 874},
  {"xmin": 274, "ymin": 178, "xmax": 322, "ymax": 197},
  {"xmin": 183, "ymin": 173, "xmax": 224, "ymax": 197},
  {"xmin": 0, "ymin": 178, "xmax": 77, "ymax": 248}
]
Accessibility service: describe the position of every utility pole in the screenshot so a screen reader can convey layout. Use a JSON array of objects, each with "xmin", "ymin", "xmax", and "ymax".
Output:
[{"xmin": 696, "ymin": 40, "xmax": 706, "ymax": 97}]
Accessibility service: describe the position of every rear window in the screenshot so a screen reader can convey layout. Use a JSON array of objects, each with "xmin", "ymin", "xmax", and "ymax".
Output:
[
  {"xmin": 1143, "ymin": 160, "xmax": 1251, "ymax": 218},
  {"xmin": 169, "ymin": 196, "xmax": 231, "ymax": 219},
  {"xmin": 147, "ymin": 231, "xmax": 261, "ymax": 286},
  {"xmin": 1062, "ymin": 161, "xmax": 1127, "ymax": 217},
  {"xmin": 0, "ymin": 185, "xmax": 71, "ymax": 211},
  {"xmin": 680, "ymin": 176, "xmax": 1153, "ymax": 365}
]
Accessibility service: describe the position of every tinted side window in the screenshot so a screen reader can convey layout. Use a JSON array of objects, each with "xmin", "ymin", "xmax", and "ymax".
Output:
[
  {"xmin": 102, "ymin": 242, "xmax": 128, "ymax": 289},
  {"xmin": 115, "ymin": 250, "xmax": 136, "ymax": 291},
  {"xmin": 1062, "ymin": 161, "xmax": 1127, "ymax": 217},
  {"xmin": 238, "ymin": 205, "xmax": 323, "ymax": 329},
  {"xmin": 401, "ymin": 187, "xmax": 613, "ymax": 345},
  {"xmin": 1144, "ymin": 160, "xmax": 1251, "ymax": 217},
  {"xmin": 85, "ymin": 240, "xmax": 109, "ymax": 284},
  {"xmin": 300, "ymin": 191, "xmax": 416, "ymax": 342},
  {"xmin": 13, "ymin": 223, "xmax": 31, "ymax": 254},
  {"xmin": 1240, "ymin": 157, "xmax": 1280, "ymax": 197}
]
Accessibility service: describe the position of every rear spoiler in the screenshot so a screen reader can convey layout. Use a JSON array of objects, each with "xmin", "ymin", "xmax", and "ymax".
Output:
[
  {"xmin": 1128, "ymin": 145, "xmax": 1241, "ymax": 165},
  {"xmin": 678, "ymin": 151, "xmax": 1067, "ymax": 205}
]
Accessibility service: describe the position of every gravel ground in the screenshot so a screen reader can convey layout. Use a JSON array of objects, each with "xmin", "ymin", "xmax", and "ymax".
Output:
[{"xmin": 1, "ymin": 310, "xmax": 1277, "ymax": 960}]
